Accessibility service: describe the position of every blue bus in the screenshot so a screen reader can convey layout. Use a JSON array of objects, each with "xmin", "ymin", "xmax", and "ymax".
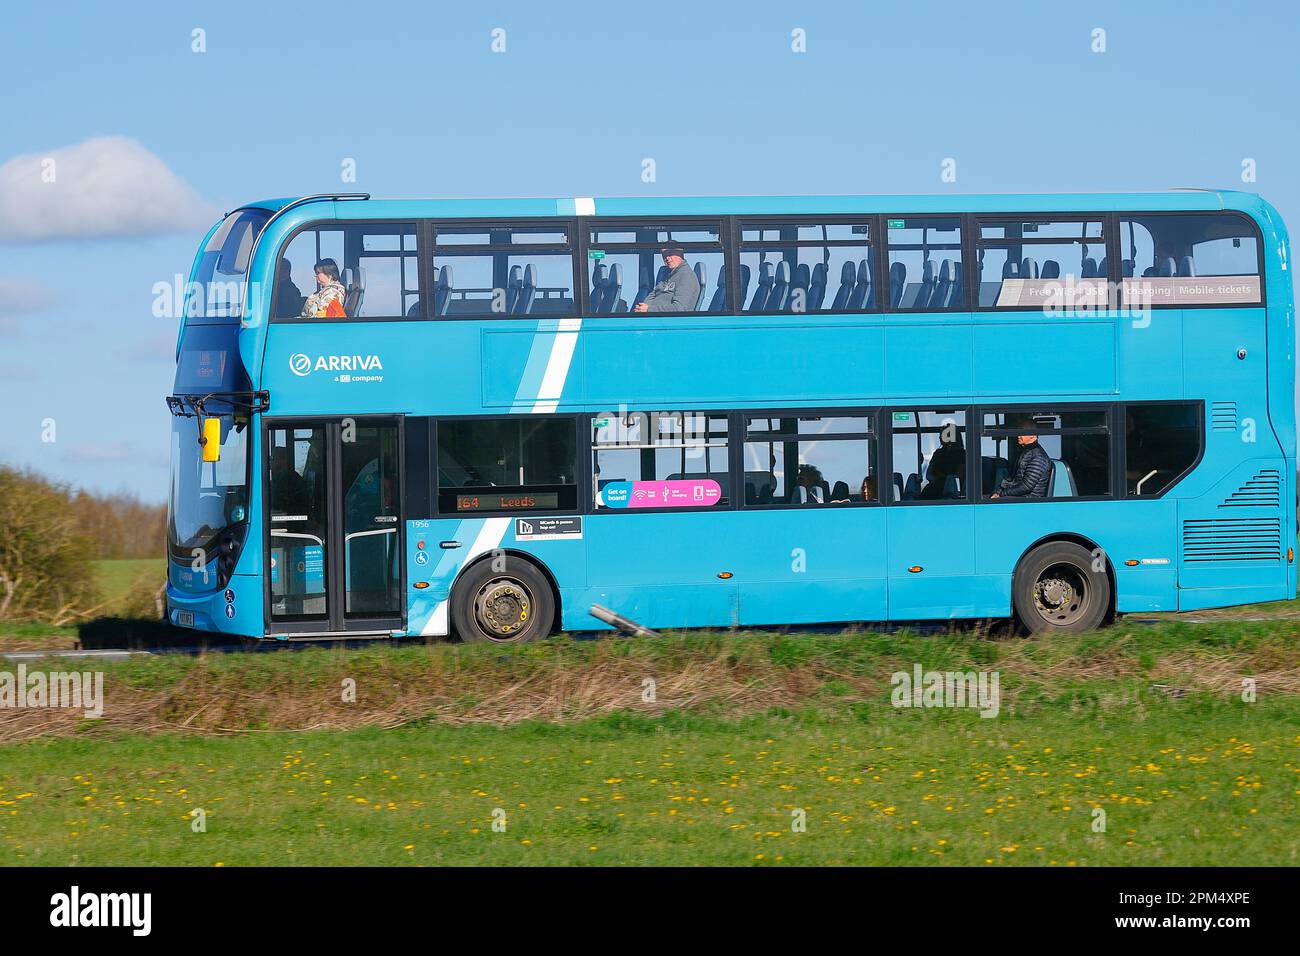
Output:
[{"xmin": 165, "ymin": 190, "xmax": 1296, "ymax": 642}]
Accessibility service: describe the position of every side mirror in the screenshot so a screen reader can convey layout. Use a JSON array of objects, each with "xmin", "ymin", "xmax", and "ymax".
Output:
[{"xmin": 201, "ymin": 417, "xmax": 221, "ymax": 463}]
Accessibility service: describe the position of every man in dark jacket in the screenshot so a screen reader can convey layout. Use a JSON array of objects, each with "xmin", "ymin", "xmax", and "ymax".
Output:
[{"xmin": 992, "ymin": 417, "xmax": 1051, "ymax": 498}]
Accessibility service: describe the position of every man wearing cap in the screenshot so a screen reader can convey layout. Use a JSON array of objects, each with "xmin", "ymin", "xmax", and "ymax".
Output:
[{"xmin": 634, "ymin": 245, "xmax": 700, "ymax": 312}]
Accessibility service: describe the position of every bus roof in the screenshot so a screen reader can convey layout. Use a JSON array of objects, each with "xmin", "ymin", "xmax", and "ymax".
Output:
[{"xmin": 235, "ymin": 189, "xmax": 1269, "ymax": 222}]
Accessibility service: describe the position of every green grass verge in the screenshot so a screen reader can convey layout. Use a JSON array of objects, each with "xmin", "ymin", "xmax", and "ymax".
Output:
[
  {"xmin": 1, "ymin": 700, "xmax": 1296, "ymax": 866},
  {"xmin": 1, "ymin": 619, "xmax": 1297, "ymax": 866}
]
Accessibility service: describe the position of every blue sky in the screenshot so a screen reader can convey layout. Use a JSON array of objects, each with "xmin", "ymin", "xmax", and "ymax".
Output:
[{"xmin": 1, "ymin": 0, "xmax": 1297, "ymax": 501}]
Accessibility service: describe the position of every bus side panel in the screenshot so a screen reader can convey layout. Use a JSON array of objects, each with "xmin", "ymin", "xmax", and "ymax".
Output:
[
  {"xmin": 886, "ymin": 506, "xmax": 981, "ymax": 619},
  {"xmin": 972, "ymin": 322, "xmax": 1116, "ymax": 395},
  {"xmin": 580, "ymin": 324, "xmax": 886, "ymax": 406},
  {"xmin": 973, "ymin": 501, "xmax": 1180, "ymax": 614},
  {"xmin": 580, "ymin": 512, "xmax": 738, "ymax": 629},
  {"xmin": 729, "ymin": 508, "xmax": 888, "ymax": 626},
  {"xmin": 1176, "ymin": 457, "xmax": 1290, "ymax": 607}
]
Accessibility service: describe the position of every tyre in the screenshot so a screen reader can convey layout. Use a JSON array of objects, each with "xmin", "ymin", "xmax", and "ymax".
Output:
[
  {"xmin": 1012, "ymin": 541, "xmax": 1110, "ymax": 635},
  {"xmin": 451, "ymin": 557, "xmax": 555, "ymax": 645}
]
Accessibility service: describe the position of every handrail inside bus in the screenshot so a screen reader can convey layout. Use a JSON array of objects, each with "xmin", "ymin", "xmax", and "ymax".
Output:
[{"xmin": 1135, "ymin": 469, "xmax": 1158, "ymax": 495}]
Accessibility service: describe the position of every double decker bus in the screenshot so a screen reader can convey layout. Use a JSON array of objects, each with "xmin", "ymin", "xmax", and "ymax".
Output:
[{"xmin": 166, "ymin": 190, "xmax": 1295, "ymax": 642}]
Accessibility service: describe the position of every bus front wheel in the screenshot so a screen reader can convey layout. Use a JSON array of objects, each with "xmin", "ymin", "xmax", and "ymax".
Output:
[
  {"xmin": 1012, "ymin": 541, "xmax": 1110, "ymax": 635},
  {"xmin": 452, "ymin": 558, "xmax": 554, "ymax": 645}
]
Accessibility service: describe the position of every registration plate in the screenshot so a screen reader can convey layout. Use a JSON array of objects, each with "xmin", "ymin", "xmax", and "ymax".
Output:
[{"xmin": 177, "ymin": 610, "xmax": 195, "ymax": 628}]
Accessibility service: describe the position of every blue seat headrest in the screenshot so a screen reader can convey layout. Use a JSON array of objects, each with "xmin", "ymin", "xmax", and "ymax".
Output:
[
  {"xmin": 840, "ymin": 261, "xmax": 857, "ymax": 284},
  {"xmin": 921, "ymin": 260, "xmax": 936, "ymax": 282},
  {"xmin": 1040, "ymin": 260, "xmax": 1060, "ymax": 280},
  {"xmin": 774, "ymin": 260, "xmax": 791, "ymax": 282},
  {"xmin": 938, "ymin": 260, "xmax": 953, "ymax": 282},
  {"xmin": 591, "ymin": 262, "xmax": 607, "ymax": 289},
  {"xmin": 857, "ymin": 259, "xmax": 871, "ymax": 284},
  {"xmin": 609, "ymin": 262, "xmax": 622, "ymax": 285},
  {"xmin": 694, "ymin": 261, "xmax": 707, "ymax": 286}
]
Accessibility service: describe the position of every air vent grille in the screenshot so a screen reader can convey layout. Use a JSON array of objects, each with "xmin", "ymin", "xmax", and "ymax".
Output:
[
  {"xmin": 1220, "ymin": 469, "xmax": 1282, "ymax": 509},
  {"xmin": 1183, "ymin": 518, "xmax": 1282, "ymax": 563},
  {"xmin": 1210, "ymin": 402, "xmax": 1238, "ymax": 432}
]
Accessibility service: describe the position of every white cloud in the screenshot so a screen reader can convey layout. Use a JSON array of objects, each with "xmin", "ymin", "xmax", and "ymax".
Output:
[{"xmin": 0, "ymin": 136, "xmax": 218, "ymax": 243}]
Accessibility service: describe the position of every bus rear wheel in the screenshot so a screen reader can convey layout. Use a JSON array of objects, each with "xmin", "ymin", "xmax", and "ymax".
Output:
[
  {"xmin": 452, "ymin": 559, "xmax": 554, "ymax": 645},
  {"xmin": 1012, "ymin": 541, "xmax": 1110, "ymax": 635}
]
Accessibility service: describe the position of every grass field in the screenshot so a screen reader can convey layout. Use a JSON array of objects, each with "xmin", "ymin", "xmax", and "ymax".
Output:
[{"xmin": 1, "ymin": 619, "xmax": 1297, "ymax": 866}]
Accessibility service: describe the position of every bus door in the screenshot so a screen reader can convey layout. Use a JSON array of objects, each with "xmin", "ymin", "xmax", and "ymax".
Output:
[
  {"xmin": 264, "ymin": 417, "xmax": 404, "ymax": 636},
  {"xmin": 884, "ymin": 410, "xmax": 978, "ymax": 620}
]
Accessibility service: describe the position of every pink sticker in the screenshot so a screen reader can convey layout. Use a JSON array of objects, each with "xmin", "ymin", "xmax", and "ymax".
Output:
[{"xmin": 627, "ymin": 479, "xmax": 722, "ymax": 509}]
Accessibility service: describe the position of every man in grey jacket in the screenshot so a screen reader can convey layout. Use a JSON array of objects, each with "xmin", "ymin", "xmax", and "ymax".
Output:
[{"xmin": 635, "ymin": 245, "xmax": 700, "ymax": 312}]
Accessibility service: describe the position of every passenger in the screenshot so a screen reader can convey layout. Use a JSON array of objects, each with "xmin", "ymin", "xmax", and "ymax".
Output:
[
  {"xmin": 794, "ymin": 464, "xmax": 825, "ymax": 504},
  {"xmin": 301, "ymin": 259, "xmax": 347, "ymax": 318},
  {"xmin": 634, "ymin": 245, "xmax": 700, "ymax": 313},
  {"xmin": 274, "ymin": 258, "xmax": 303, "ymax": 317},
  {"xmin": 919, "ymin": 429, "xmax": 965, "ymax": 499},
  {"xmin": 991, "ymin": 417, "xmax": 1051, "ymax": 498},
  {"xmin": 859, "ymin": 475, "xmax": 876, "ymax": 502},
  {"xmin": 829, "ymin": 480, "xmax": 851, "ymax": 503}
]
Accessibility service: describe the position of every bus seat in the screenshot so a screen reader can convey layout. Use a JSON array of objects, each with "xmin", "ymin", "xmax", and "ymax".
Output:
[
  {"xmin": 517, "ymin": 265, "xmax": 537, "ymax": 313},
  {"xmin": 768, "ymin": 261, "xmax": 791, "ymax": 311},
  {"xmin": 934, "ymin": 260, "xmax": 955, "ymax": 307},
  {"xmin": 735, "ymin": 263, "xmax": 751, "ymax": 310},
  {"xmin": 808, "ymin": 263, "xmax": 828, "ymax": 311},
  {"xmin": 1046, "ymin": 459, "xmax": 1078, "ymax": 497},
  {"xmin": 505, "ymin": 265, "xmax": 523, "ymax": 312},
  {"xmin": 913, "ymin": 260, "xmax": 937, "ymax": 309},
  {"xmin": 633, "ymin": 266, "xmax": 655, "ymax": 308},
  {"xmin": 1178, "ymin": 256, "xmax": 1196, "ymax": 277},
  {"xmin": 1156, "ymin": 257, "xmax": 1176, "ymax": 277},
  {"xmin": 342, "ymin": 266, "xmax": 365, "ymax": 316},
  {"xmin": 1041, "ymin": 260, "xmax": 1060, "ymax": 279},
  {"xmin": 791, "ymin": 263, "xmax": 810, "ymax": 311},
  {"xmin": 433, "ymin": 264, "xmax": 453, "ymax": 316},
  {"xmin": 607, "ymin": 262, "xmax": 624, "ymax": 312},
  {"xmin": 848, "ymin": 259, "xmax": 872, "ymax": 310},
  {"xmin": 892, "ymin": 472, "xmax": 904, "ymax": 501},
  {"xmin": 1121, "ymin": 259, "xmax": 1134, "ymax": 277},
  {"xmin": 980, "ymin": 455, "xmax": 1008, "ymax": 494},
  {"xmin": 589, "ymin": 262, "xmax": 609, "ymax": 314},
  {"xmin": 693, "ymin": 262, "xmax": 708, "ymax": 310},
  {"xmin": 889, "ymin": 261, "xmax": 907, "ymax": 308},
  {"xmin": 830, "ymin": 261, "xmax": 856, "ymax": 310},
  {"xmin": 830, "ymin": 480, "xmax": 850, "ymax": 502},
  {"xmin": 1002, "ymin": 259, "xmax": 1020, "ymax": 279},
  {"xmin": 903, "ymin": 474, "xmax": 921, "ymax": 500},
  {"xmin": 1019, "ymin": 258, "xmax": 1039, "ymax": 280},
  {"xmin": 708, "ymin": 264, "xmax": 729, "ymax": 312},
  {"xmin": 1081, "ymin": 258, "xmax": 1097, "ymax": 278},
  {"xmin": 749, "ymin": 261, "xmax": 774, "ymax": 311},
  {"xmin": 1096, "ymin": 256, "xmax": 1108, "ymax": 277},
  {"xmin": 942, "ymin": 475, "xmax": 959, "ymax": 499},
  {"xmin": 948, "ymin": 260, "xmax": 963, "ymax": 307}
]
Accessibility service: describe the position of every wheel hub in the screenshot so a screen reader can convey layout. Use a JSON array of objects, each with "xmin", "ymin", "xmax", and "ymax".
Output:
[
  {"xmin": 1032, "ymin": 564, "xmax": 1087, "ymax": 624},
  {"xmin": 475, "ymin": 579, "xmax": 532, "ymax": 638}
]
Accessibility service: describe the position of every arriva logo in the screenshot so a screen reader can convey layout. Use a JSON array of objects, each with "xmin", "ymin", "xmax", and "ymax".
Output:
[{"xmin": 288, "ymin": 353, "xmax": 384, "ymax": 376}]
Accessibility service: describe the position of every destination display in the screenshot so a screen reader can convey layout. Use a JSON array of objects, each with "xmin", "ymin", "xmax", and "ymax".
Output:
[{"xmin": 455, "ymin": 492, "xmax": 560, "ymax": 512}]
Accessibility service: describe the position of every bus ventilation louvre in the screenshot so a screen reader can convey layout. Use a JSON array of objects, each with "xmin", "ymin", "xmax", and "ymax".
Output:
[
  {"xmin": 1210, "ymin": 401, "xmax": 1238, "ymax": 431},
  {"xmin": 1181, "ymin": 469, "xmax": 1284, "ymax": 563}
]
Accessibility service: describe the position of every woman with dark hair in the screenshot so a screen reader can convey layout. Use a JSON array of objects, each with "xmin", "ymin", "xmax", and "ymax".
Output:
[{"xmin": 301, "ymin": 258, "xmax": 347, "ymax": 318}]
